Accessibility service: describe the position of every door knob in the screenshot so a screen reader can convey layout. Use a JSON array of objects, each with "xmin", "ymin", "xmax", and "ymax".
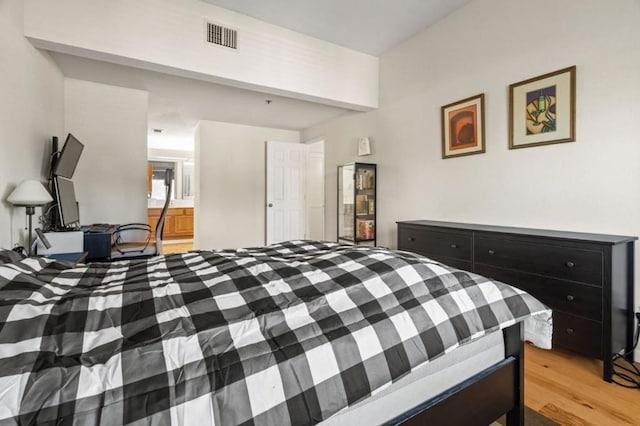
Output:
[{"xmin": 268, "ymin": 203, "xmax": 273, "ymax": 207}]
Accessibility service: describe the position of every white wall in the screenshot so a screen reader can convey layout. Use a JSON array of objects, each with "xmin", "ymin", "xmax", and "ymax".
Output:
[
  {"xmin": 0, "ymin": 0, "xmax": 64, "ymax": 249},
  {"xmin": 148, "ymin": 132, "xmax": 194, "ymax": 152},
  {"xmin": 194, "ymin": 123, "xmax": 202, "ymax": 246},
  {"xmin": 195, "ymin": 120, "xmax": 299, "ymax": 249},
  {"xmin": 65, "ymin": 79, "xmax": 149, "ymax": 225},
  {"xmin": 148, "ymin": 148, "xmax": 193, "ymax": 161},
  {"xmin": 306, "ymin": 140, "xmax": 325, "ymax": 241},
  {"xmin": 24, "ymin": 0, "xmax": 378, "ymax": 111},
  {"xmin": 302, "ymin": 0, "xmax": 640, "ymax": 356}
]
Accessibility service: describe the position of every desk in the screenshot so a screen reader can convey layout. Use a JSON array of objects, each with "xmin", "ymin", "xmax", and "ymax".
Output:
[
  {"xmin": 82, "ymin": 225, "xmax": 118, "ymax": 261},
  {"xmin": 47, "ymin": 252, "xmax": 88, "ymax": 265}
]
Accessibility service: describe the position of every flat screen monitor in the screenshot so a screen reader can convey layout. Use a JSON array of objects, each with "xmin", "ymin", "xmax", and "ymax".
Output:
[
  {"xmin": 54, "ymin": 177, "xmax": 80, "ymax": 227},
  {"xmin": 53, "ymin": 133, "xmax": 84, "ymax": 178}
]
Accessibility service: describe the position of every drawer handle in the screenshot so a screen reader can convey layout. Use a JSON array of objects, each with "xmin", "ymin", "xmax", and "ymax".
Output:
[
  {"xmin": 488, "ymin": 249, "xmax": 495, "ymax": 255},
  {"xmin": 566, "ymin": 328, "xmax": 574, "ymax": 334},
  {"xmin": 565, "ymin": 261, "xmax": 575, "ymax": 268},
  {"xmin": 450, "ymin": 244, "xmax": 458, "ymax": 249},
  {"xmin": 407, "ymin": 237, "xmax": 415, "ymax": 242},
  {"xmin": 566, "ymin": 295, "xmax": 575, "ymax": 302}
]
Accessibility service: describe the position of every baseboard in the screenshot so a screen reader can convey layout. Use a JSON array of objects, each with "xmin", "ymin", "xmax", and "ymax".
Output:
[{"xmin": 162, "ymin": 239, "xmax": 193, "ymax": 244}]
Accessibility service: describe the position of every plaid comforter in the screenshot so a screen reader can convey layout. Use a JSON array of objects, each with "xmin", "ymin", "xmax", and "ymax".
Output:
[{"xmin": 0, "ymin": 241, "xmax": 551, "ymax": 425}]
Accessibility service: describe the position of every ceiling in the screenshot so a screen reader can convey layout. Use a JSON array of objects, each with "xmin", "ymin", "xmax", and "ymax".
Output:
[
  {"xmin": 201, "ymin": 0, "xmax": 472, "ymax": 55},
  {"xmin": 51, "ymin": 1, "xmax": 473, "ymax": 149},
  {"xmin": 52, "ymin": 53, "xmax": 352, "ymax": 149}
]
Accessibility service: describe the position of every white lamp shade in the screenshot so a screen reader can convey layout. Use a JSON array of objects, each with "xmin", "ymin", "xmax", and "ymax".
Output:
[{"xmin": 7, "ymin": 180, "xmax": 53, "ymax": 206}]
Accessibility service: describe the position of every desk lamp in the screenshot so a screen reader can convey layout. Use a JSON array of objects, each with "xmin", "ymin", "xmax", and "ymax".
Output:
[{"xmin": 8, "ymin": 180, "xmax": 53, "ymax": 256}]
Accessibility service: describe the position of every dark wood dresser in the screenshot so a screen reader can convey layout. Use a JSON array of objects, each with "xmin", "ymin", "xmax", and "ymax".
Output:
[{"xmin": 397, "ymin": 220, "xmax": 637, "ymax": 382}]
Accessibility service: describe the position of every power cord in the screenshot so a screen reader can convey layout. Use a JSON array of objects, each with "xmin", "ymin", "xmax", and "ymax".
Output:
[
  {"xmin": 611, "ymin": 312, "xmax": 640, "ymax": 389},
  {"xmin": 48, "ymin": 151, "xmax": 60, "ymax": 181},
  {"xmin": 40, "ymin": 204, "xmax": 57, "ymax": 232}
]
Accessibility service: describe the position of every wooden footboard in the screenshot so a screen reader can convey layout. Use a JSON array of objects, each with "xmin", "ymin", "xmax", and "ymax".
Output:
[{"xmin": 385, "ymin": 322, "xmax": 524, "ymax": 426}]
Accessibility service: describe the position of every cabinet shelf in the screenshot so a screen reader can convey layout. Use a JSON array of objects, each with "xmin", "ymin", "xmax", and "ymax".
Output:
[{"xmin": 338, "ymin": 162, "xmax": 376, "ymax": 245}]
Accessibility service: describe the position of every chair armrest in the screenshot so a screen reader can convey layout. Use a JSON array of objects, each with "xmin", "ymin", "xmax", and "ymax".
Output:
[
  {"xmin": 116, "ymin": 223, "xmax": 152, "ymax": 232},
  {"xmin": 113, "ymin": 223, "xmax": 152, "ymax": 253}
]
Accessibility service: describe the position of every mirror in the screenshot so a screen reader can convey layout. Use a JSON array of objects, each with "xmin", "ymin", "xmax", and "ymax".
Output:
[
  {"xmin": 148, "ymin": 158, "xmax": 194, "ymax": 204},
  {"xmin": 182, "ymin": 161, "xmax": 194, "ymax": 199},
  {"xmin": 149, "ymin": 160, "xmax": 177, "ymax": 201}
]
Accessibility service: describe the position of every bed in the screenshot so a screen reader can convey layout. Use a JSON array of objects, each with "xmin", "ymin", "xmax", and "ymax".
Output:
[{"xmin": 0, "ymin": 241, "xmax": 551, "ymax": 425}]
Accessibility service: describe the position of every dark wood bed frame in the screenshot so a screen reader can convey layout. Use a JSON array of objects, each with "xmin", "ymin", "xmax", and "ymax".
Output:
[{"xmin": 386, "ymin": 322, "xmax": 524, "ymax": 426}]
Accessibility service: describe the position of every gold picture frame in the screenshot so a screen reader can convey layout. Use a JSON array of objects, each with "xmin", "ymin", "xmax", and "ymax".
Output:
[
  {"xmin": 441, "ymin": 94, "xmax": 485, "ymax": 159},
  {"xmin": 509, "ymin": 66, "xmax": 576, "ymax": 149}
]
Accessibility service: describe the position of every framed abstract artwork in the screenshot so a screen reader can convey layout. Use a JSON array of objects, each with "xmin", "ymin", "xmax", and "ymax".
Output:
[
  {"xmin": 509, "ymin": 66, "xmax": 576, "ymax": 149},
  {"xmin": 441, "ymin": 93, "xmax": 485, "ymax": 159}
]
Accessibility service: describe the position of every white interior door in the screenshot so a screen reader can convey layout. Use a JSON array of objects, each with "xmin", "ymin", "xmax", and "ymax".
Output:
[
  {"xmin": 266, "ymin": 141, "xmax": 308, "ymax": 245},
  {"xmin": 306, "ymin": 140, "xmax": 325, "ymax": 241}
]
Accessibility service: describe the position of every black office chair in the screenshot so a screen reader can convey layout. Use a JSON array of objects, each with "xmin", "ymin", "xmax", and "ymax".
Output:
[{"xmin": 111, "ymin": 169, "xmax": 173, "ymax": 260}]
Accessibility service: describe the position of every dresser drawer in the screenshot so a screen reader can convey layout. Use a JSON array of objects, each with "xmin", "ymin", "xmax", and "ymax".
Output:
[
  {"xmin": 475, "ymin": 264, "xmax": 602, "ymax": 320},
  {"xmin": 437, "ymin": 258, "xmax": 473, "ymax": 272},
  {"xmin": 553, "ymin": 312, "xmax": 602, "ymax": 359},
  {"xmin": 475, "ymin": 236, "xmax": 603, "ymax": 286},
  {"xmin": 398, "ymin": 226, "xmax": 472, "ymax": 262},
  {"xmin": 396, "ymin": 220, "xmax": 636, "ymax": 382}
]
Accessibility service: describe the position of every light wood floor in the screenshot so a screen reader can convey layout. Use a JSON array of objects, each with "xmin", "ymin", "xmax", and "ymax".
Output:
[
  {"xmin": 525, "ymin": 346, "xmax": 639, "ymax": 425},
  {"xmin": 160, "ymin": 242, "xmax": 639, "ymax": 424},
  {"xmin": 162, "ymin": 242, "xmax": 193, "ymax": 254}
]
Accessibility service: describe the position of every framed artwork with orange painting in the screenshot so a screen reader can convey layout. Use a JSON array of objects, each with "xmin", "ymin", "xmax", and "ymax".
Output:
[
  {"xmin": 509, "ymin": 66, "xmax": 575, "ymax": 149},
  {"xmin": 441, "ymin": 94, "xmax": 485, "ymax": 159}
]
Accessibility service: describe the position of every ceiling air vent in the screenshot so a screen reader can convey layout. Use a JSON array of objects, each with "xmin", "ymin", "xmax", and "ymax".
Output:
[{"xmin": 206, "ymin": 22, "xmax": 237, "ymax": 49}]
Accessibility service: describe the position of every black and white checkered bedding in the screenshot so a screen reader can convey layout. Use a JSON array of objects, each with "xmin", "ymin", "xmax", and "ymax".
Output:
[{"xmin": 0, "ymin": 241, "xmax": 551, "ymax": 425}]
